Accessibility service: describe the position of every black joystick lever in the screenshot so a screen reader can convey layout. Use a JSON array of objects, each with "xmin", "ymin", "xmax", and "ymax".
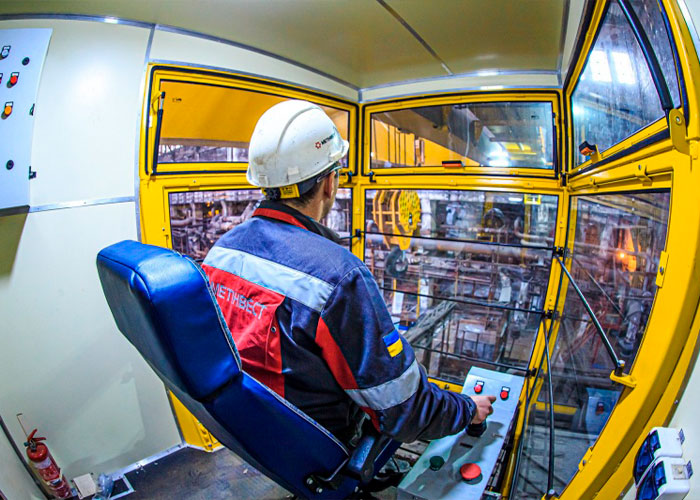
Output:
[{"xmin": 467, "ymin": 420, "xmax": 487, "ymax": 438}]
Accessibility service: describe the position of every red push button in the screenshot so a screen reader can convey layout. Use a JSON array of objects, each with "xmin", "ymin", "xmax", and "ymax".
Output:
[
  {"xmin": 474, "ymin": 380, "xmax": 484, "ymax": 394},
  {"xmin": 460, "ymin": 462, "xmax": 482, "ymax": 482},
  {"xmin": 9, "ymin": 72, "xmax": 18, "ymax": 86},
  {"xmin": 500, "ymin": 386, "xmax": 510, "ymax": 400},
  {"xmin": 3, "ymin": 101, "xmax": 12, "ymax": 117}
]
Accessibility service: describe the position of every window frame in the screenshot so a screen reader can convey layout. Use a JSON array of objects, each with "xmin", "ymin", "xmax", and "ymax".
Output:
[
  {"xmin": 361, "ymin": 91, "xmax": 563, "ymax": 180},
  {"xmin": 141, "ymin": 64, "xmax": 359, "ymax": 178}
]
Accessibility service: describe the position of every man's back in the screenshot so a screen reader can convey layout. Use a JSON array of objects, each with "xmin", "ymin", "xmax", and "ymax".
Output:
[
  {"xmin": 203, "ymin": 201, "xmax": 477, "ymax": 445},
  {"xmin": 203, "ymin": 205, "xmax": 368, "ymax": 442}
]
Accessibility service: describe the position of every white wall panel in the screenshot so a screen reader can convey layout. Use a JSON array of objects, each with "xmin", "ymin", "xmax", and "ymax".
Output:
[
  {"xmin": 360, "ymin": 72, "xmax": 560, "ymax": 102},
  {"xmin": 150, "ymin": 29, "xmax": 358, "ymax": 101},
  {"xmin": 0, "ymin": 19, "xmax": 151, "ymax": 207},
  {"xmin": 0, "ymin": 202, "xmax": 181, "ymax": 480}
]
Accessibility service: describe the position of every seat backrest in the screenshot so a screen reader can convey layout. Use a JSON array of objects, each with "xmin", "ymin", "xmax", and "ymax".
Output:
[{"xmin": 97, "ymin": 240, "xmax": 357, "ymax": 498}]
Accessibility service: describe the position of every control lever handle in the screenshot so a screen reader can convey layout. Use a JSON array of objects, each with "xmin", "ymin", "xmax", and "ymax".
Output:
[{"xmin": 467, "ymin": 420, "xmax": 487, "ymax": 438}]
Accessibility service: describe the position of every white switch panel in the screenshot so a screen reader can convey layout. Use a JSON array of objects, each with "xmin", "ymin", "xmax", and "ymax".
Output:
[{"xmin": 0, "ymin": 28, "xmax": 52, "ymax": 213}]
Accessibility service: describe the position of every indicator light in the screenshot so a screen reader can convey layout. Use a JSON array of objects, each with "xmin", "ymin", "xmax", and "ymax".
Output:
[
  {"xmin": 3, "ymin": 101, "xmax": 13, "ymax": 117},
  {"xmin": 8, "ymin": 72, "xmax": 18, "ymax": 87},
  {"xmin": 474, "ymin": 380, "xmax": 484, "ymax": 394},
  {"xmin": 442, "ymin": 160, "xmax": 464, "ymax": 168},
  {"xmin": 500, "ymin": 386, "xmax": 510, "ymax": 400}
]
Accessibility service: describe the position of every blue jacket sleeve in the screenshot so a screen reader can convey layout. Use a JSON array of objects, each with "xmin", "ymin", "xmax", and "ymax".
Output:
[{"xmin": 317, "ymin": 265, "xmax": 476, "ymax": 442}]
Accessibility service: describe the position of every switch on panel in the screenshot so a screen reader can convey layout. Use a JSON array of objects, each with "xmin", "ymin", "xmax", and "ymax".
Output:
[
  {"xmin": 8, "ymin": 72, "xmax": 18, "ymax": 87},
  {"xmin": 474, "ymin": 380, "xmax": 484, "ymax": 394},
  {"xmin": 3, "ymin": 101, "xmax": 12, "ymax": 117},
  {"xmin": 0, "ymin": 46, "xmax": 9, "ymax": 59}
]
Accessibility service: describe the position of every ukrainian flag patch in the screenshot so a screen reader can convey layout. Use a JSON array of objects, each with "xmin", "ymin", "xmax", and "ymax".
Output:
[{"xmin": 383, "ymin": 330, "xmax": 403, "ymax": 358}]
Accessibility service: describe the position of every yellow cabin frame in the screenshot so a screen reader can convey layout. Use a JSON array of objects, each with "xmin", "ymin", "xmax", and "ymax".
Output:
[{"xmin": 136, "ymin": 1, "xmax": 700, "ymax": 497}]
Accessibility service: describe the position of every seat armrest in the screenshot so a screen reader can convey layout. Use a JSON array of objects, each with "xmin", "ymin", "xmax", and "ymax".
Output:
[{"xmin": 344, "ymin": 431, "xmax": 393, "ymax": 484}]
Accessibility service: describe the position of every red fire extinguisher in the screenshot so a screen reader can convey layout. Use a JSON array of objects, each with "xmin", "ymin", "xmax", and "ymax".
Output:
[{"xmin": 24, "ymin": 429, "xmax": 72, "ymax": 499}]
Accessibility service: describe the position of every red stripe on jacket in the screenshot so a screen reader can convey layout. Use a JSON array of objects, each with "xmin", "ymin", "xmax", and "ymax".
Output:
[{"xmin": 316, "ymin": 318, "xmax": 381, "ymax": 431}]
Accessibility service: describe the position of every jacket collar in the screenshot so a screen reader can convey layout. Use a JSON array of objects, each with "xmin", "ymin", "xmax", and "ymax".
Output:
[{"xmin": 253, "ymin": 200, "xmax": 343, "ymax": 244}]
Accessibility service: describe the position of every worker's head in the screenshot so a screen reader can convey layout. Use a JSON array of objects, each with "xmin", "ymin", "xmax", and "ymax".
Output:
[{"xmin": 247, "ymin": 100, "xmax": 348, "ymax": 218}]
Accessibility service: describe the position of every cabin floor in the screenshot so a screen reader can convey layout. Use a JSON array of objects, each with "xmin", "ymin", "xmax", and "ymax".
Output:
[{"xmin": 121, "ymin": 446, "xmax": 397, "ymax": 499}]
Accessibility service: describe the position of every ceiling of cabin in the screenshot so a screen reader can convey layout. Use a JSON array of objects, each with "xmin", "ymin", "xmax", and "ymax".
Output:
[{"xmin": 0, "ymin": 0, "xmax": 584, "ymax": 89}]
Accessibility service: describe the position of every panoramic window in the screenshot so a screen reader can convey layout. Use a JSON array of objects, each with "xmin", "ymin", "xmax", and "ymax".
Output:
[
  {"xmin": 364, "ymin": 189, "xmax": 558, "ymax": 383},
  {"xmin": 630, "ymin": 0, "xmax": 681, "ymax": 109},
  {"xmin": 514, "ymin": 190, "xmax": 670, "ymax": 498},
  {"xmin": 571, "ymin": 1, "xmax": 679, "ymax": 165},
  {"xmin": 156, "ymin": 81, "xmax": 349, "ymax": 165},
  {"xmin": 370, "ymin": 102, "xmax": 554, "ymax": 170},
  {"xmin": 168, "ymin": 188, "xmax": 352, "ymax": 260}
]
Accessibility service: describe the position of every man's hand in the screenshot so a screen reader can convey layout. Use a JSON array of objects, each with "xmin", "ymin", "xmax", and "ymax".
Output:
[{"xmin": 469, "ymin": 395, "xmax": 496, "ymax": 424}]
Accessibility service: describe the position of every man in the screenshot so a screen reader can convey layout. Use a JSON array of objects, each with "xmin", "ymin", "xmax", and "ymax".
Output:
[{"xmin": 202, "ymin": 100, "xmax": 495, "ymax": 446}]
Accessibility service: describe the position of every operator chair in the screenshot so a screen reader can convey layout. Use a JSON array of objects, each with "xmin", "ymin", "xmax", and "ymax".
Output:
[{"xmin": 96, "ymin": 240, "xmax": 399, "ymax": 499}]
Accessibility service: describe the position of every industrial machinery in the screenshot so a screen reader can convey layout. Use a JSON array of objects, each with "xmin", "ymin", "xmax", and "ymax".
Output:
[{"xmin": 168, "ymin": 188, "xmax": 352, "ymax": 260}]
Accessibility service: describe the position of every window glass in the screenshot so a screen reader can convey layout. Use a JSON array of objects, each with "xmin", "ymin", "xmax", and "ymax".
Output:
[
  {"xmin": 631, "ymin": 0, "xmax": 681, "ymax": 108},
  {"xmin": 572, "ymin": 3, "xmax": 668, "ymax": 165},
  {"xmin": 513, "ymin": 191, "xmax": 670, "ymax": 497},
  {"xmin": 364, "ymin": 189, "xmax": 558, "ymax": 382},
  {"xmin": 370, "ymin": 102, "xmax": 554, "ymax": 170},
  {"xmin": 157, "ymin": 81, "xmax": 349, "ymax": 165},
  {"xmin": 168, "ymin": 188, "xmax": 352, "ymax": 259}
]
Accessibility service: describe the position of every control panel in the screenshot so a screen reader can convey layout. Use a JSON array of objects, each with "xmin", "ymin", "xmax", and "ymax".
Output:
[
  {"xmin": 0, "ymin": 28, "xmax": 52, "ymax": 213},
  {"xmin": 398, "ymin": 367, "xmax": 525, "ymax": 500}
]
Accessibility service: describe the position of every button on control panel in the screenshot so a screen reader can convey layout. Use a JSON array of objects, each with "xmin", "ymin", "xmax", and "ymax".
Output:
[
  {"xmin": 500, "ymin": 386, "xmax": 510, "ymax": 400},
  {"xmin": 398, "ymin": 367, "xmax": 525, "ymax": 500}
]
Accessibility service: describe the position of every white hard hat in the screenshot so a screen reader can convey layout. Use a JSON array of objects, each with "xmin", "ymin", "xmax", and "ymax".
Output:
[{"xmin": 247, "ymin": 100, "xmax": 349, "ymax": 190}]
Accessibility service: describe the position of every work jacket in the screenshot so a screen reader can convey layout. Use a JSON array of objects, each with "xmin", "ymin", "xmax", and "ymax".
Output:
[{"xmin": 202, "ymin": 200, "xmax": 476, "ymax": 443}]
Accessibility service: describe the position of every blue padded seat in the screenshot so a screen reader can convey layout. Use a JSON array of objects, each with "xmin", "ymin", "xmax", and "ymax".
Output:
[{"xmin": 97, "ymin": 240, "xmax": 396, "ymax": 498}]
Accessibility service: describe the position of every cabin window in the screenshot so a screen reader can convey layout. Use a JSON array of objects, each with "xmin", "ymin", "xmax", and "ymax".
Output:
[
  {"xmin": 370, "ymin": 102, "xmax": 554, "ymax": 170},
  {"xmin": 156, "ymin": 81, "xmax": 350, "ymax": 166},
  {"xmin": 363, "ymin": 188, "xmax": 558, "ymax": 382},
  {"xmin": 168, "ymin": 188, "xmax": 352, "ymax": 259},
  {"xmin": 514, "ymin": 190, "xmax": 670, "ymax": 497},
  {"xmin": 571, "ymin": 0, "xmax": 680, "ymax": 165},
  {"xmin": 630, "ymin": 0, "xmax": 681, "ymax": 109}
]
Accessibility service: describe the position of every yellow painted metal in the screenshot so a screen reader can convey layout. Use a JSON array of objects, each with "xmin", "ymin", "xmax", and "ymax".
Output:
[
  {"xmin": 371, "ymin": 190, "xmax": 421, "ymax": 250},
  {"xmin": 554, "ymin": 1, "xmax": 700, "ymax": 497},
  {"xmin": 169, "ymin": 394, "xmax": 218, "ymax": 451},
  {"xmin": 533, "ymin": 402, "xmax": 578, "ymax": 416}
]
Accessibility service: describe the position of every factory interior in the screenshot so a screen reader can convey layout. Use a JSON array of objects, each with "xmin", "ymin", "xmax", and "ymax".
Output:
[{"xmin": 1, "ymin": 1, "xmax": 700, "ymax": 499}]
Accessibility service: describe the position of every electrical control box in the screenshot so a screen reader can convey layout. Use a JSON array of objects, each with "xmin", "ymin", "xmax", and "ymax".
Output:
[
  {"xmin": 0, "ymin": 28, "xmax": 52, "ymax": 214},
  {"xmin": 397, "ymin": 367, "xmax": 525, "ymax": 500},
  {"xmin": 635, "ymin": 428, "xmax": 685, "ymax": 485},
  {"xmin": 635, "ymin": 457, "xmax": 692, "ymax": 500}
]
